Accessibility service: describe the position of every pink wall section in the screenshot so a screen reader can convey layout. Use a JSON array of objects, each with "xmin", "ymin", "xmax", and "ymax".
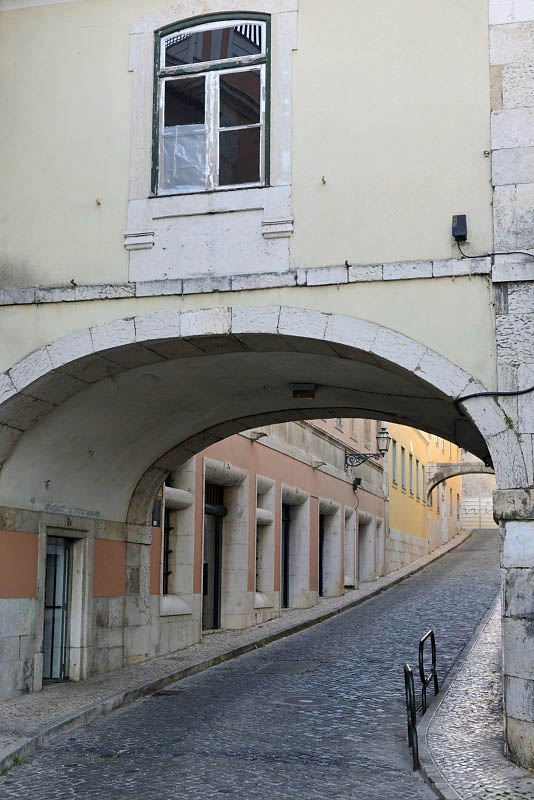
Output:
[
  {"xmin": 203, "ymin": 434, "xmax": 383, "ymax": 520},
  {"xmin": 93, "ymin": 540, "xmax": 126, "ymax": 597},
  {"xmin": 0, "ymin": 530, "xmax": 38, "ymax": 598},
  {"xmin": 150, "ymin": 527, "xmax": 162, "ymax": 595}
]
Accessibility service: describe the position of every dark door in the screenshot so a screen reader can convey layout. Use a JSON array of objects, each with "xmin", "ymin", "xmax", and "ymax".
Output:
[
  {"xmin": 319, "ymin": 514, "xmax": 325, "ymax": 597},
  {"xmin": 43, "ymin": 536, "xmax": 71, "ymax": 681},
  {"xmin": 281, "ymin": 504, "xmax": 291, "ymax": 609},
  {"xmin": 202, "ymin": 484, "xmax": 226, "ymax": 631}
]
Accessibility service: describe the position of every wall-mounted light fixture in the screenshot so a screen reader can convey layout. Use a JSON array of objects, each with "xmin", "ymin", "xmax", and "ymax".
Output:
[
  {"xmin": 345, "ymin": 426, "xmax": 391, "ymax": 469},
  {"xmin": 249, "ymin": 430, "xmax": 268, "ymax": 441},
  {"xmin": 290, "ymin": 383, "xmax": 318, "ymax": 400}
]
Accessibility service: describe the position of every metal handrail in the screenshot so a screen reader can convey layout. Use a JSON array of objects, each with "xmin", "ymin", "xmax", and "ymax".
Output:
[
  {"xmin": 419, "ymin": 629, "xmax": 439, "ymax": 713},
  {"xmin": 403, "ymin": 629, "xmax": 439, "ymax": 771},
  {"xmin": 404, "ymin": 663, "xmax": 420, "ymax": 771}
]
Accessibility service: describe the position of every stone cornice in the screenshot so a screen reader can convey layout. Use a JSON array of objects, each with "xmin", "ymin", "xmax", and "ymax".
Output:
[{"xmin": 0, "ymin": 258, "xmax": 491, "ymax": 307}]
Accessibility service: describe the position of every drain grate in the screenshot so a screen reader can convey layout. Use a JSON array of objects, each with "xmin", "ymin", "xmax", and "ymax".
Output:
[{"xmin": 152, "ymin": 689, "xmax": 186, "ymax": 697}]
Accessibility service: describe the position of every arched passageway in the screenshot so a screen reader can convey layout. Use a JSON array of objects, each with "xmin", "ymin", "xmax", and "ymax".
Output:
[
  {"xmin": 426, "ymin": 462, "xmax": 495, "ymax": 500},
  {"xmin": 0, "ymin": 305, "xmax": 530, "ymax": 769},
  {"xmin": 0, "ymin": 305, "xmax": 522, "ymax": 525}
]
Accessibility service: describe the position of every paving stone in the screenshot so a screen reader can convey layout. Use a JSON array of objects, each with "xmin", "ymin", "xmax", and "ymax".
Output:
[
  {"xmin": 427, "ymin": 598, "xmax": 534, "ymax": 800},
  {"xmin": 0, "ymin": 531, "xmax": 501, "ymax": 799}
]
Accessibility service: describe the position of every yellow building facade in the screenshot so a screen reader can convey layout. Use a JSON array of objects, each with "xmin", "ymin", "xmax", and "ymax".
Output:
[{"xmin": 387, "ymin": 425, "xmax": 462, "ymax": 571}]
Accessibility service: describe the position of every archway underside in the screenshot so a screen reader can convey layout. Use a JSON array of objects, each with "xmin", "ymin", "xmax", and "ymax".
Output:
[{"xmin": 0, "ymin": 309, "xmax": 500, "ymax": 524}]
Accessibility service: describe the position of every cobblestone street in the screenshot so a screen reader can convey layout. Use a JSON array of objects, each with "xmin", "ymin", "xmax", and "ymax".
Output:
[{"xmin": 0, "ymin": 531, "xmax": 500, "ymax": 800}]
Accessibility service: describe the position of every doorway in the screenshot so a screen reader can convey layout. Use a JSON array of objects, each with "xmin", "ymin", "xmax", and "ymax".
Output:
[
  {"xmin": 319, "ymin": 514, "xmax": 326, "ymax": 597},
  {"xmin": 281, "ymin": 503, "xmax": 291, "ymax": 608},
  {"xmin": 202, "ymin": 484, "xmax": 226, "ymax": 630},
  {"xmin": 358, "ymin": 513, "xmax": 375, "ymax": 583},
  {"xmin": 43, "ymin": 536, "xmax": 72, "ymax": 681}
]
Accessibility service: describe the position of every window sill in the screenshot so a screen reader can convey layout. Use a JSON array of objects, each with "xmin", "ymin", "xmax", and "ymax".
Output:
[
  {"xmin": 254, "ymin": 592, "xmax": 273, "ymax": 609},
  {"xmin": 153, "ymin": 182, "xmax": 266, "ymax": 199},
  {"xmin": 160, "ymin": 594, "xmax": 192, "ymax": 616}
]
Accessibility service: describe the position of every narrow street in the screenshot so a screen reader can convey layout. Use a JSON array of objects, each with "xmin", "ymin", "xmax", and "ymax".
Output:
[{"xmin": 0, "ymin": 531, "xmax": 500, "ymax": 800}]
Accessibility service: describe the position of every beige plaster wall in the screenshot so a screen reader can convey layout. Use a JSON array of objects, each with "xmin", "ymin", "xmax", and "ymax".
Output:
[
  {"xmin": 1, "ymin": 0, "xmax": 493, "ymax": 286},
  {"xmin": 0, "ymin": 278, "xmax": 497, "ymax": 390},
  {"xmin": 291, "ymin": 0, "xmax": 493, "ymax": 267},
  {"xmin": 0, "ymin": 0, "xmax": 162, "ymax": 289}
]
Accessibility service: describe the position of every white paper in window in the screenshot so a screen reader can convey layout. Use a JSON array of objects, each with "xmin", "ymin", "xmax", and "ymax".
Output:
[{"xmin": 162, "ymin": 124, "xmax": 207, "ymax": 192}]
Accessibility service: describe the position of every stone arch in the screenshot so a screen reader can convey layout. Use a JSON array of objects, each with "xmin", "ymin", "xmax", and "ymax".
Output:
[
  {"xmin": 0, "ymin": 306, "xmax": 525, "ymax": 526},
  {"xmin": 426, "ymin": 462, "xmax": 495, "ymax": 501}
]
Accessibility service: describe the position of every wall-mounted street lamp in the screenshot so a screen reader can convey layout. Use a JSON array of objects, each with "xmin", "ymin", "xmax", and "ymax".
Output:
[
  {"xmin": 344, "ymin": 426, "xmax": 391, "ymax": 469},
  {"xmin": 249, "ymin": 430, "xmax": 269, "ymax": 441}
]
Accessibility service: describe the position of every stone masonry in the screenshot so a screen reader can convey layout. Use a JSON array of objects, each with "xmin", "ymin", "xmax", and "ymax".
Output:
[{"xmin": 489, "ymin": 0, "xmax": 534, "ymax": 771}]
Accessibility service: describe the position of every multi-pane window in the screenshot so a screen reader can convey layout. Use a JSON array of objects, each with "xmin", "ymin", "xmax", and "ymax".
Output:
[
  {"xmin": 416, "ymin": 459, "xmax": 420, "ymax": 498},
  {"xmin": 155, "ymin": 18, "xmax": 267, "ymax": 194},
  {"xmin": 350, "ymin": 418, "xmax": 358, "ymax": 440},
  {"xmin": 364, "ymin": 419, "xmax": 372, "ymax": 449},
  {"xmin": 335, "ymin": 418, "xmax": 344, "ymax": 431},
  {"xmin": 456, "ymin": 493, "xmax": 461, "ymax": 518},
  {"xmin": 409, "ymin": 453, "xmax": 414, "ymax": 494},
  {"xmin": 401, "ymin": 447, "xmax": 406, "ymax": 489},
  {"xmin": 422, "ymin": 465, "xmax": 426, "ymax": 504},
  {"xmin": 449, "ymin": 488, "xmax": 453, "ymax": 514},
  {"xmin": 391, "ymin": 439, "xmax": 398, "ymax": 484}
]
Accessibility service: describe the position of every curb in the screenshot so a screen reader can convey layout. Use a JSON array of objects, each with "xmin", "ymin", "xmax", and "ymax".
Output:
[
  {"xmin": 417, "ymin": 593, "xmax": 500, "ymax": 800},
  {"xmin": 0, "ymin": 529, "xmax": 474, "ymax": 773}
]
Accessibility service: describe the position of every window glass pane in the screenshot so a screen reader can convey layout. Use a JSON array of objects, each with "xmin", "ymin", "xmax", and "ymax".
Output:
[
  {"xmin": 219, "ymin": 127, "xmax": 260, "ymax": 185},
  {"xmin": 165, "ymin": 24, "xmax": 263, "ymax": 67},
  {"xmin": 220, "ymin": 70, "xmax": 260, "ymax": 127},
  {"xmin": 163, "ymin": 77, "xmax": 206, "ymax": 192},
  {"xmin": 165, "ymin": 77, "xmax": 205, "ymax": 127}
]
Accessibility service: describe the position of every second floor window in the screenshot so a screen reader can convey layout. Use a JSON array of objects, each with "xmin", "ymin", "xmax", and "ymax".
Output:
[{"xmin": 154, "ymin": 18, "xmax": 268, "ymax": 194}]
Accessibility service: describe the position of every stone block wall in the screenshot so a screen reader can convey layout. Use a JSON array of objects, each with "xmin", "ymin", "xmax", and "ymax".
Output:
[{"xmin": 385, "ymin": 527, "xmax": 428, "ymax": 573}]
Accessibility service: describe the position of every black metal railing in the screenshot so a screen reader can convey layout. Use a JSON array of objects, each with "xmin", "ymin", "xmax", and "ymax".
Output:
[
  {"xmin": 403, "ymin": 628, "xmax": 440, "ymax": 771},
  {"xmin": 404, "ymin": 663, "xmax": 419, "ymax": 770},
  {"xmin": 419, "ymin": 629, "xmax": 439, "ymax": 713}
]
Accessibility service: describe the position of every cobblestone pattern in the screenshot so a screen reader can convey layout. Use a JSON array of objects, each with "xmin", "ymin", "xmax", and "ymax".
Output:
[
  {"xmin": 0, "ymin": 531, "xmax": 500, "ymax": 799},
  {"xmin": 427, "ymin": 600, "xmax": 534, "ymax": 800},
  {"xmin": 0, "ymin": 531, "xmax": 471, "ymax": 758}
]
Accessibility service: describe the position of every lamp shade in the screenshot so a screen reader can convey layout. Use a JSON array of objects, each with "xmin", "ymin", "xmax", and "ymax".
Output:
[{"xmin": 376, "ymin": 426, "xmax": 391, "ymax": 456}]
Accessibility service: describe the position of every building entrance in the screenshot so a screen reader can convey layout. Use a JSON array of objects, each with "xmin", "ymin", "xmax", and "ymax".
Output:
[
  {"xmin": 43, "ymin": 536, "xmax": 71, "ymax": 681},
  {"xmin": 281, "ymin": 503, "xmax": 291, "ymax": 608},
  {"xmin": 202, "ymin": 484, "xmax": 226, "ymax": 631},
  {"xmin": 319, "ymin": 514, "xmax": 325, "ymax": 597}
]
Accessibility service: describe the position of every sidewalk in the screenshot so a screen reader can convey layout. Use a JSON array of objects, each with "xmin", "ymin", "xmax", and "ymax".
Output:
[
  {"xmin": 419, "ymin": 599, "xmax": 534, "ymax": 800},
  {"xmin": 0, "ymin": 530, "xmax": 472, "ymax": 772}
]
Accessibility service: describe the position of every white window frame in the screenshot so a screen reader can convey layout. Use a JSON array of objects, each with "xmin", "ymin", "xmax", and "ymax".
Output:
[
  {"xmin": 391, "ymin": 439, "xmax": 398, "ymax": 484},
  {"xmin": 157, "ymin": 20, "xmax": 267, "ymax": 195}
]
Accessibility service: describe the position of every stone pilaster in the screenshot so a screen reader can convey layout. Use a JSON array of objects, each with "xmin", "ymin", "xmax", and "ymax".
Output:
[{"xmin": 495, "ymin": 490, "xmax": 534, "ymax": 769}]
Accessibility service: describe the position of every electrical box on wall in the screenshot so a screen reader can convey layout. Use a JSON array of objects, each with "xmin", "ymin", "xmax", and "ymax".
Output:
[{"xmin": 452, "ymin": 214, "xmax": 467, "ymax": 242}]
